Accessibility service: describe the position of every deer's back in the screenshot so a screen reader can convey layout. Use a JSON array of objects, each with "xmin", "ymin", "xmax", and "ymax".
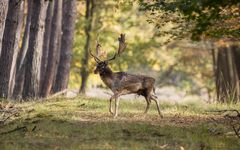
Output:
[{"xmin": 111, "ymin": 72, "xmax": 155, "ymax": 94}]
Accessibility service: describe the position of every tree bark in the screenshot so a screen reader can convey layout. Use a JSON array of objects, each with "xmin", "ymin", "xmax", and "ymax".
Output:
[
  {"xmin": 40, "ymin": 0, "xmax": 54, "ymax": 90},
  {"xmin": 79, "ymin": 0, "xmax": 95, "ymax": 94},
  {"xmin": 51, "ymin": 29, "xmax": 62, "ymax": 92},
  {"xmin": 0, "ymin": 0, "xmax": 8, "ymax": 55},
  {"xmin": 12, "ymin": 0, "xmax": 33, "ymax": 99},
  {"xmin": 0, "ymin": 0, "xmax": 24, "ymax": 98},
  {"xmin": 8, "ymin": 2, "xmax": 25, "ymax": 97},
  {"xmin": 215, "ymin": 42, "xmax": 240, "ymax": 103},
  {"xmin": 54, "ymin": 0, "xmax": 77, "ymax": 93},
  {"xmin": 41, "ymin": 0, "xmax": 63, "ymax": 98},
  {"xmin": 23, "ymin": 0, "xmax": 47, "ymax": 99}
]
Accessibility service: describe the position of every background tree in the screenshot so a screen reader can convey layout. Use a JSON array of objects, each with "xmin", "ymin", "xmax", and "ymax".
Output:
[
  {"xmin": 54, "ymin": 0, "xmax": 77, "ymax": 93},
  {"xmin": 8, "ymin": 1, "xmax": 25, "ymax": 97},
  {"xmin": 213, "ymin": 41, "xmax": 240, "ymax": 103},
  {"xmin": 0, "ymin": 0, "xmax": 24, "ymax": 98},
  {"xmin": 23, "ymin": 0, "xmax": 47, "ymax": 99},
  {"xmin": 139, "ymin": 0, "xmax": 240, "ymax": 103},
  {"xmin": 79, "ymin": 0, "xmax": 95, "ymax": 94},
  {"xmin": 0, "ymin": 0, "xmax": 8, "ymax": 55},
  {"xmin": 41, "ymin": 0, "xmax": 62, "ymax": 98},
  {"xmin": 139, "ymin": 0, "xmax": 240, "ymax": 40},
  {"xmin": 40, "ymin": 1, "xmax": 55, "ymax": 92},
  {"xmin": 13, "ymin": 0, "xmax": 33, "ymax": 99}
]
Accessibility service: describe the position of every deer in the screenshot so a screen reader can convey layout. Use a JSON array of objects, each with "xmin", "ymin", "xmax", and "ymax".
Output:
[{"xmin": 89, "ymin": 34, "xmax": 163, "ymax": 118}]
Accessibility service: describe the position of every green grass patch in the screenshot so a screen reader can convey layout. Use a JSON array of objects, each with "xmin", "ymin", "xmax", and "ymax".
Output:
[{"xmin": 0, "ymin": 97, "xmax": 240, "ymax": 150}]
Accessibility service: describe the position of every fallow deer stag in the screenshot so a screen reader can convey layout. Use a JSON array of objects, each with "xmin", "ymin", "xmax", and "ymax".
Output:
[{"xmin": 90, "ymin": 34, "xmax": 163, "ymax": 118}]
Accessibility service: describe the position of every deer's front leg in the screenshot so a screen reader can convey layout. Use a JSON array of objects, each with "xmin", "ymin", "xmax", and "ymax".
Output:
[
  {"xmin": 109, "ymin": 96, "xmax": 114, "ymax": 114},
  {"xmin": 113, "ymin": 96, "xmax": 120, "ymax": 118}
]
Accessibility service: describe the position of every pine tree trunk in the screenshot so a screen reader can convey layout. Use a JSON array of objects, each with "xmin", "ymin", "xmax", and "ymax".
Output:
[
  {"xmin": 51, "ymin": 30, "xmax": 62, "ymax": 92},
  {"xmin": 40, "ymin": 1, "xmax": 54, "ymax": 90},
  {"xmin": 0, "ymin": 0, "xmax": 8, "ymax": 55},
  {"xmin": 0, "ymin": 0, "xmax": 24, "ymax": 99},
  {"xmin": 54, "ymin": 0, "xmax": 77, "ymax": 93},
  {"xmin": 23, "ymin": 0, "xmax": 47, "ymax": 99},
  {"xmin": 13, "ymin": 0, "xmax": 33, "ymax": 99},
  {"xmin": 215, "ymin": 42, "xmax": 240, "ymax": 103},
  {"xmin": 79, "ymin": 0, "xmax": 95, "ymax": 94},
  {"xmin": 8, "ymin": 2, "xmax": 25, "ymax": 97},
  {"xmin": 41, "ymin": 0, "xmax": 62, "ymax": 98}
]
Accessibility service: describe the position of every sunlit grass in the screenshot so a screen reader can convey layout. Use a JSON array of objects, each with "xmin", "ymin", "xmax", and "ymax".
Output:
[{"xmin": 0, "ymin": 96, "xmax": 240, "ymax": 150}]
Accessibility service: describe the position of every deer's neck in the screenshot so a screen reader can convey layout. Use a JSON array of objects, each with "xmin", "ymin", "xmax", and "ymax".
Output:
[{"xmin": 99, "ymin": 67, "xmax": 114, "ymax": 89}]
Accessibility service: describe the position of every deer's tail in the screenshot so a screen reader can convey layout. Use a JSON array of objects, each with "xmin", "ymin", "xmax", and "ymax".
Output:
[
  {"xmin": 152, "ymin": 86, "xmax": 158, "ymax": 99},
  {"xmin": 153, "ymin": 86, "xmax": 156, "ymax": 95}
]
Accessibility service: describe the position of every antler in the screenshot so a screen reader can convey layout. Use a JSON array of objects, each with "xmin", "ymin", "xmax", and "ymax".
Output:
[
  {"xmin": 117, "ymin": 33, "xmax": 127, "ymax": 55},
  {"xmin": 89, "ymin": 49, "xmax": 101, "ymax": 63},
  {"xmin": 96, "ymin": 41, "xmax": 101, "ymax": 56},
  {"xmin": 89, "ymin": 41, "xmax": 102, "ymax": 63},
  {"xmin": 105, "ymin": 33, "xmax": 127, "ymax": 62}
]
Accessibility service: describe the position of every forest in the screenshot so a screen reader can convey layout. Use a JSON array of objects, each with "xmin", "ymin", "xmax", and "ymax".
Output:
[{"xmin": 0, "ymin": 0, "xmax": 240, "ymax": 149}]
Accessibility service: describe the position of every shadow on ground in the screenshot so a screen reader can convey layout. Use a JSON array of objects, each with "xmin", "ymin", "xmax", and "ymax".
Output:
[{"xmin": 0, "ymin": 97, "xmax": 239, "ymax": 150}]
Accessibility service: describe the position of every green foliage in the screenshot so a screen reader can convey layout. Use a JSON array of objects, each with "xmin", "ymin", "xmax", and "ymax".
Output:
[
  {"xmin": 69, "ymin": 0, "xmax": 225, "ymax": 95},
  {"xmin": 70, "ymin": 1, "xmax": 161, "ymax": 88},
  {"xmin": 139, "ymin": 0, "xmax": 240, "ymax": 40}
]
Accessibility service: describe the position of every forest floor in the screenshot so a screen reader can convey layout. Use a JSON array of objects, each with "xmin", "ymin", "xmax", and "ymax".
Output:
[{"xmin": 0, "ymin": 96, "xmax": 240, "ymax": 150}]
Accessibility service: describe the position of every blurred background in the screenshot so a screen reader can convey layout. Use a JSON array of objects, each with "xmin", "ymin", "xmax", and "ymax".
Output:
[
  {"xmin": 69, "ymin": 0, "xmax": 237, "ymax": 103},
  {"xmin": 0, "ymin": 0, "xmax": 239, "ymax": 103}
]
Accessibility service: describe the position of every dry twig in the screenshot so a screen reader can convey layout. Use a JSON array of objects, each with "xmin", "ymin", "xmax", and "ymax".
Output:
[{"xmin": 207, "ymin": 109, "xmax": 240, "ymax": 138}]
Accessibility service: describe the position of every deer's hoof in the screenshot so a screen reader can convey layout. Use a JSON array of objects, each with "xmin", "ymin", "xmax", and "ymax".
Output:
[
  {"xmin": 109, "ymin": 110, "xmax": 114, "ymax": 115},
  {"xmin": 159, "ymin": 114, "xmax": 164, "ymax": 118}
]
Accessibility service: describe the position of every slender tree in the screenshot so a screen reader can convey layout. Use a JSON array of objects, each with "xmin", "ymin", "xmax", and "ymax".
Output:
[
  {"xmin": 41, "ymin": 0, "xmax": 63, "ymax": 97},
  {"xmin": 79, "ymin": 0, "xmax": 95, "ymax": 94},
  {"xmin": 51, "ymin": 22, "xmax": 62, "ymax": 92},
  {"xmin": 40, "ymin": 0, "xmax": 54, "ymax": 90},
  {"xmin": 0, "ymin": 0, "xmax": 24, "ymax": 98},
  {"xmin": 13, "ymin": 0, "xmax": 33, "ymax": 99},
  {"xmin": 23, "ymin": 0, "xmax": 47, "ymax": 99},
  {"xmin": 0, "ymin": 0, "xmax": 8, "ymax": 55},
  {"xmin": 54, "ymin": 0, "xmax": 77, "ymax": 92},
  {"xmin": 8, "ymin": 2, "xmax": 25, "ymax": 97},
  {"xmin": 214, "ymin": 41, "xmax": 240, "ymax": 103}
]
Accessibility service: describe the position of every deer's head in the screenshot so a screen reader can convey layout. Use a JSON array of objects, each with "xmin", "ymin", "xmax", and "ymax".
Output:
[{"xmin": 90, "ymin": 34, "xmax": 127, "ymax": 75}]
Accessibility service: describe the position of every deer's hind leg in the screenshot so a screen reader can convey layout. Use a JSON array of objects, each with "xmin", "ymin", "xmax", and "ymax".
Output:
[
  {"xmin": 144, "ymin": 96, "xmax": 151, "ymax": 114},
  {"xmin": 109, "ymin": 96, "xmax": 114, "ymax": 114},
  {"xmin": 150, "ymin": 95, "xmax": 163, "ymax": 118}
]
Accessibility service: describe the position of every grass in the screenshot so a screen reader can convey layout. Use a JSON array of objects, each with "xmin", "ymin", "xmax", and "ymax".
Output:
[{"xmin": 0, "ymin": 96, "xmax": 240, "ymax": 150}]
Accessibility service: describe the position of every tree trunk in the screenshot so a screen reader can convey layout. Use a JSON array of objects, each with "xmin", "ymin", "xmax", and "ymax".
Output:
[
  {"xmin": 214, "ymin": 41, "xmax": 240, "ymax": 103},
  {"xmin": 23, "ymin": 0, "xmax": 47, "ymax": 99},
  {"xmin": 51, "ymin": 30, "xmax": 62, "ymax": 92},
  {"xmin": 54, "ymin": 0, "xmax": 77, "ymax": 93},
  {"xmin": 13, "ymin": 0, "xmax": 33, "ymax": 99},
  {"xmin": 0, "ymin": 0, "xmax": 8, "ymax": 55},
  {"xmin": 40, "ymin": 0, "xmax": 54, "ymax": 90},
  {"xmin": 79, "ymin": 0, "xmax": 95, "ymax": 94},
  {"xmin": 8, "ymin": 2, "xmax": 25, "ymax": 97},
  {"xmin": 41, "ymin": 0, "xmax": 62, "ymax": 98},
  {"xmin": 0, "ymin": 0, "xmax": 24, "ymax": 99}
]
